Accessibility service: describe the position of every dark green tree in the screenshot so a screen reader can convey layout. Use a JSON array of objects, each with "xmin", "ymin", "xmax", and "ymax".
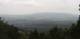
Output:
[
  {"xmin": 49, "ymin": 26, "xmax": 64, "ymax": 39},
  {"xmin": 39, "ymin": 32, "xmax": 45, "ymax": 39},
  {"xmin": 0, "ymin": 17, "xmax": 27, "ymax": 39},
  {"xmin": 70, "ymin": 15, "xmax": 80, "ymax": 39},
  {"xmin": 29, "ymin": 29, "xmax": 39, "ymax": 39}
]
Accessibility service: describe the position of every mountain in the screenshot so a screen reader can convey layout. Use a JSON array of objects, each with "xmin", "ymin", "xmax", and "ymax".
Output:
[{"xmin": 0, "ymin": 13, "xmax": 78, "ymax": 32}]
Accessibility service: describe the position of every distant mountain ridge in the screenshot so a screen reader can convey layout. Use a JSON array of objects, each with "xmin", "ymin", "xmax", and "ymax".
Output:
[
  {"xmin": 0, "ymin": 13, "xmax": 78, "ymax": 31},
  {"xmin": 0, "ymin": 13, "xmax": 77, "ymax": 21}
]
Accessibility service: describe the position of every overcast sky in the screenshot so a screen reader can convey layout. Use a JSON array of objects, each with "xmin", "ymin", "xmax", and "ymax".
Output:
[{"xmin": 0, "ymin": 0, "xmax": 80, "ymax": 15}]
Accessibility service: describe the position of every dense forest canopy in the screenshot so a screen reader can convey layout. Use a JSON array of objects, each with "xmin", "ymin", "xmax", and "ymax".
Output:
[{"xmin": 0, "ymin": 15, "xmax": 80, "ymax": 39}]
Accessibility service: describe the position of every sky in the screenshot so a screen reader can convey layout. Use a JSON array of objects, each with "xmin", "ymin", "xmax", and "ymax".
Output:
[{"xmin": 0, "ymin": 0, "xmax": 80, "ymax": 15}]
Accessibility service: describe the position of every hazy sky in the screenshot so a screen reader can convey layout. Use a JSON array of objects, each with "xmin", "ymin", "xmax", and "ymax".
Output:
[{"xmin": 0, "ymin": 0, "xmax": 80, "ymax": 15}]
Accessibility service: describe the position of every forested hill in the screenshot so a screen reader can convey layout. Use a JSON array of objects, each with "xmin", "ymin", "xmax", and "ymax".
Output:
[
  {"xmin": 0, "ymin": 17, "xmax": 27, "ymax": 39},
  {"xmin": 0, "ymin": 15, "xmax": 80, "ymax": 39}
]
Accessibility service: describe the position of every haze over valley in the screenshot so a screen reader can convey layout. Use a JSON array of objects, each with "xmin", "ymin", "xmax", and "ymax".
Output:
[{"xmin": 0, "ymin": 12, "xmax": 78, "ymax": 31}]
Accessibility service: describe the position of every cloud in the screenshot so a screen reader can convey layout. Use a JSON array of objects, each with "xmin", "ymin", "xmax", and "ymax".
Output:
[{"xmin": 0, "ymin": 0, "xmax": 79, "ymax": 15}]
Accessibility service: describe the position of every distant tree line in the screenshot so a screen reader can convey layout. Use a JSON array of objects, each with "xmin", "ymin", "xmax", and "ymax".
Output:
[
  {"xmin": 28, "ymin": 15, "xmax": 80, "ymax": 39},
  {"xmin": 0, "ymin": 15, "xmax": 80, "ymax": 39}
]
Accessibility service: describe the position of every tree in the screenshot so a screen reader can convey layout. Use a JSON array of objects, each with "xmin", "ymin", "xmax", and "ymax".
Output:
[
  {"xmin": 0, "ymin": 17, "xmax": 27, "ymax": 39},
  {"xmin": 69, "ymin": 15, "xmax": 80, "ymax": 39},
  {"xmin": 29, "ymin": 29, "xmax": 39, "ymax": 39},
  {"xmin": 49, "ymin": 26, "xmax": 64, "ymax": 39},
  {"xmin": 39, "ymin": 32, "xmax": 45, "ymax": 39}
]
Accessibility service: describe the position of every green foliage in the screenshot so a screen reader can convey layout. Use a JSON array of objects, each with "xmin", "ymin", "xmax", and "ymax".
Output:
[
  {"xmin": 29, "ymin": 29, "xmax": 39, "ymax": 39},
  {"xmin": 0, "ymin": 17, "xmax": 27, "ymax": 39},
  {"xmin": 1, "ymin": 15, "xmax": 80, "ymax": 39},
  {"xmin": 28, "ymin": 15, "xmax": 80, "ymax": 39}
]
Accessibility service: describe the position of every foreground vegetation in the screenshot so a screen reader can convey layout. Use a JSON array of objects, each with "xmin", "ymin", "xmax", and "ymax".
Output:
[{"xmin": 0, "ymin": 15, "xmax": 80, "ymax": 39}]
